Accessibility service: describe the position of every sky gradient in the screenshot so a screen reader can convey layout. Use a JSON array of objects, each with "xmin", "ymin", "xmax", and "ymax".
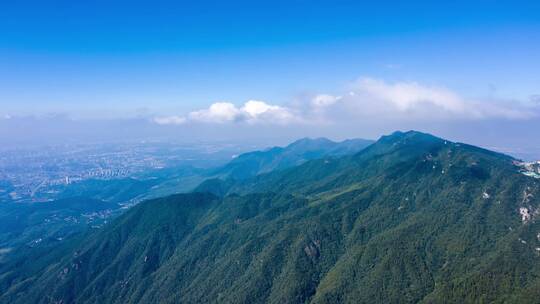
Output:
[{"xmin": 1, "ymin": 1, "xmax": 540, "ymax": 157}]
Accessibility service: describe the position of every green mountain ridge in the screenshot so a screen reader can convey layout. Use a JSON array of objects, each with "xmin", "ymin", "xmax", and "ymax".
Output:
[
  {"xmin": 209, "ymin": 137, "xmax": 373, "ymax": 180},
  {"xmin": 49, "ymin": 137, "xmax": 373, "ymax": 203},
  {"xmin": 1, "ymin": 131, "xmax": 540, "ymax": 303},
  {"xmin": 0, "ymin": 197, "xmax": 119, "ymax": 250},
  {"xmin": 0, "ymin": 137, "xmax": 373, "ymax": 263}
]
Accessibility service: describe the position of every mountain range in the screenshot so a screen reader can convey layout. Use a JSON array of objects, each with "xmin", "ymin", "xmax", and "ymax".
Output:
[
  {"xmin": 211, "ymin": 137, "xmax": 373, "ymax": 180},
  {"xmin": 0, "ymin": 137, "xmax": 373, "ymax": 261},
  {"xmin": 1, "ymin": 131, "xmax": 540, "ymax": 303}
]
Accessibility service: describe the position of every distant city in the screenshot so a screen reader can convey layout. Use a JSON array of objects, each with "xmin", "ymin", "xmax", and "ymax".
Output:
[{"xmin": 0, "ymin": 141, "xmax": 259, "ymax": 203}]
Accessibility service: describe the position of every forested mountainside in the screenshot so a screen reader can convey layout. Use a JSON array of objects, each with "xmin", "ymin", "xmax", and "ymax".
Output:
[
  {"xmin": 29, "ymin": 137, "xmax": 374, "ymax": 203},
  {"xmin": 0, "ymin": 197, "xmax": 119, "ymax": 253},
  {"xmin": 0, "ymin": 137, "xmax": 372, "ymax": 251},
  {"xmin": 210, "ymin": 137, "xmax": 374, "ymax": 180},
  {"xmin": 1, "ymin": 131, "xmax": 540, "ymax": 304}
]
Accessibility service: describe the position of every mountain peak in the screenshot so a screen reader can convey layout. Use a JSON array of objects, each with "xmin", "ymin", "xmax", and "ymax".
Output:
[
  {"xmin": 380, "ymin": 130, "xmax": 443, "ymax": 144},
  {"xmin": 211, "ymin": 136, "xmax": 372, "ymax": 180},
  {"xmin": 286, "ymin": 137, "xmax": 335, "ymax": 149},
  {"xmin": 350, "ymin": 130, "xmax": 448, "ymax": 161},
  {"xmin": 3, "ymin": 131, "xmax": 538, "ymax": 303}
]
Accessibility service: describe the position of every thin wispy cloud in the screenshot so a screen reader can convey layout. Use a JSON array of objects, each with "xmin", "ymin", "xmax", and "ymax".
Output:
[
  {"xmin": 310, "ymin": 94, "xmax": 343, "ymax": 109},
  {"xmin": 531, "ymin": 95, "xmax": 540, "ymax": 105},
  {"xmin": 383, "ymin": 63, "xmax": 402, "ymax": 70},
  {"xmin": 349, "ymin": 77, "xmax": 537, "ymax": 120},
  {"xmin": 355, "ymin": 78, "xmax": 468, "ymax": 113},
  {"xmin": 153, "ymin": 116, "xmax": 186, "ymax": 125}
]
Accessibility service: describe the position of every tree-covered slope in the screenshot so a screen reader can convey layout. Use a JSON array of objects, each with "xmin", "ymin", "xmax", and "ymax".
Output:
[
  {"xmin": 210, "ymin": 137, "xmax": 373, "ymax": 180},
  {"xmin": 0, "ymin": 197, "xmax": 119, "ymax": 250},
  {"xmin": 1, "ymin": 131, "xmax": 540, "ymax": 304},
  {"xmin": 49, "ymin": 137, "xmax": 373, "ymax": 203}
]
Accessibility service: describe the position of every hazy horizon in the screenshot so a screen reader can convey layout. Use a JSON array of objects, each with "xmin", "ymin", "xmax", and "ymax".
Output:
[
  {"xmin": 3, "ymin": 3, "xmax": 540, "ymax": 302},
  {"xmin": 2, "ymin": 1, "xmax": 539, "ymax": 158}
]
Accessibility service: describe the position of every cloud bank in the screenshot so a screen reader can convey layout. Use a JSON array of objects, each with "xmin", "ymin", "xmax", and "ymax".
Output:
[
  {"xmin": 154, "ymin": 100, "xmax": 300, "ymax": 125},
  {"xmin": 348, "ymin": 78, "xmax": 536, "ymax": 120},
  {"xmin": 154, "ymin": 77, "xmax": 539, "ymax": 126}
]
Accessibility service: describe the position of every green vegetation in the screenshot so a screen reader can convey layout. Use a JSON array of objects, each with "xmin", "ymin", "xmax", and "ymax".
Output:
[
  {"xmin": 0, "ymin": 197, "xmax": 118, "ymax": 250},
  {"xmin": 1, "ymin": 131, "xmax": 539, "ymax": 303},
  {"xmin": 0, "ymin": 137, "xmax": 370, "ymax": 252},
  {"xmin": 46, "ymin": 137, "xmax": 373, "ymax": 203},
  {"xmin": 210, "ymin": 137, "xmax": 373, "ymax": 180}
]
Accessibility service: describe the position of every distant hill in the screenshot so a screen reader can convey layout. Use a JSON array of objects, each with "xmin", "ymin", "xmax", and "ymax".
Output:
[
  {"xmin": 194, "ymin": 137, "xmax": 373, "ymax": 196},
  {"xmin": 56, "ymin": 137, "xmax": 374, "ymax": 201},
  {"xmin": 210, "ymin": 137, "xmax": 374, "ymax": 180},
  {"xmin": 0, "ymin": 137, "xmax": 373, "ymax": 262},
  {"xmin": 2, "ymin": 131, "xmax": 540, "ymax": 303}
]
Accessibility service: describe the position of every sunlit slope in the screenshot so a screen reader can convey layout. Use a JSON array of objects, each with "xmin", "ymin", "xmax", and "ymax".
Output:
[
  {"xmin": 2, "ymin": 131, "xmax": 540, "ymax": 304},
  {"xmin": 211, "ymin": 137, "xmax": 374, "ymax": 180}
]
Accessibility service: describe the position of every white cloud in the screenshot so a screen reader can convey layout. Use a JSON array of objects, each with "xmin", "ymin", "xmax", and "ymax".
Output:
[
  {"xmin": 154, "ymin": 100, "xmax": 300, "ymax": 125},
  {"xmin": 355, "ymin": 77, "xmax": 468, "ymax": 114},
  {"xmin": 340, "ymin": 77, "xmax": 537, "ymax": 120},
  {"xmin": 240, "ymin": 100, "xmax": 297, "ymax": 123},
  {"xmin": 189, "ymin": 102, "xmax": 240, "ymax": 123},
  {"xmin": 153, "ymin": 77, "xmax": 539, "ymax": 126}
]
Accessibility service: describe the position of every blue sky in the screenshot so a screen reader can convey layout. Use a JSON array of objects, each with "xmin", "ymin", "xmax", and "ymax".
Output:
[{"xmin": 1, "ymin": 1, "xmax": 540, "ymax": 155}]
